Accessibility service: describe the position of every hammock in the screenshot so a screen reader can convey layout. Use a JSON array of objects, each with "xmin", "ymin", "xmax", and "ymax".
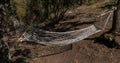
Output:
[{"xmin": 19, "ymin": 10, "xmax": 113, "ymax": 46}]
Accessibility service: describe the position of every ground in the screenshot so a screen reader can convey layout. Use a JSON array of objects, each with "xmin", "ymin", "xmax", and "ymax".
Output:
[{"xmin": 26, "ymin": 38, "xmax": 120, "ymax": 63}]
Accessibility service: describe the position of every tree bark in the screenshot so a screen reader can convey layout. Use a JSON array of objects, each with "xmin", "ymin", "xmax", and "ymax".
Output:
[{"xmin": 114, "ymin": 0, "xmax": 120, "ymax": 35}]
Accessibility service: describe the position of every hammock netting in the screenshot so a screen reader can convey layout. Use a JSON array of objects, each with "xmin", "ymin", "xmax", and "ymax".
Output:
[{"xmin": 18, "ymin": 10, "xmax": 113, "ymax": 46}]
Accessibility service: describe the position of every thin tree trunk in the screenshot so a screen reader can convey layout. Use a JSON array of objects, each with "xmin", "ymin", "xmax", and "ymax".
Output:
[{"xmin": 114, "ymin": 0, "xmax": 120, "ymax": 35}]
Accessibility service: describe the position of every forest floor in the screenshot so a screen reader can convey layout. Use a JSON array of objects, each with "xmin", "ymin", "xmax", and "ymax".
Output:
[{"xmin": 27, "ymin": 39, "xmax": 120, "ymax": 63}]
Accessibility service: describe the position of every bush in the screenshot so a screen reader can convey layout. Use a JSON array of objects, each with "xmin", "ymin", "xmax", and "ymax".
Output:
[
  {"xmin": 24, "ymin": 0, "xmax": 81, "ymax": 25},
  {"xmin": 13, "ymin": 0, "xmax": 99, "ymax": 26}
]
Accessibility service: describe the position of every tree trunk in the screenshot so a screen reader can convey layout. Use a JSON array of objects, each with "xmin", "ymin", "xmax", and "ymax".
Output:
[{"xmin": 114, "ymin": 0, "xmax": 120, "ymax": 35}]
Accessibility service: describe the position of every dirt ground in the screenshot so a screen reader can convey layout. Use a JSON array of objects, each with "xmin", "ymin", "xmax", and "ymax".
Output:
[{"xmin": 26, "ymin": 36, "xmax": 120, "ymax": 63}]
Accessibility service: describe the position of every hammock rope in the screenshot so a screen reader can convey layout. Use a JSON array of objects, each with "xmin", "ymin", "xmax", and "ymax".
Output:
[{"xmin": 19, "ymin": 10, "xmax": 113, "ymax": 46}]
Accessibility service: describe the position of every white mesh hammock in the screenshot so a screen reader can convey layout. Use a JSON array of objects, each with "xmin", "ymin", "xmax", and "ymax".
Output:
[{"xmin": 19, "ymin": 10, "xmax": 113, "ymax": 46}]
